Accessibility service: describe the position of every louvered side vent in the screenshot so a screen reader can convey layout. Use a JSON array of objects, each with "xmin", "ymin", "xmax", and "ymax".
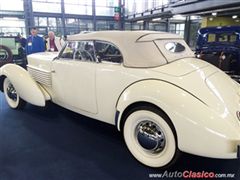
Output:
[{"xmin": 28, "ymin": 67, "xmax": 52, "ymax": 87}]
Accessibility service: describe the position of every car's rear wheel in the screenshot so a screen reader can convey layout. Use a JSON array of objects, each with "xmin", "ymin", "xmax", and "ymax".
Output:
[
  {"xmin": 123, "ymin": 106, "xmax": 178, "ymax": 168},
  {"xmin": 3, "ymin": 77, "xmax": 26, "ymax": 109}
]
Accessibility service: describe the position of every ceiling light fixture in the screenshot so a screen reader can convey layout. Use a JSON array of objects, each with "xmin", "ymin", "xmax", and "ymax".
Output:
[
  {"xmin": 137, "ymin": 20, "xmax": 144, "ymax": 24},
  {"xmin": 152, "ymin": 18, "xmax": 161, "ymax": 21},
  {"xmin": 209, "ymin": 17, "xmax": 213, "ymax": 21},
  {"xmin": 212, "ymin": 12, "xmax": 217, "ymax": 16}
]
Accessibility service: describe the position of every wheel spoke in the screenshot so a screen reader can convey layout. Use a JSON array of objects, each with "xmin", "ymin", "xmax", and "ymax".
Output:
[{"xmin": 6, "ymin": 83, "xmax": 18, "ymax": 101}]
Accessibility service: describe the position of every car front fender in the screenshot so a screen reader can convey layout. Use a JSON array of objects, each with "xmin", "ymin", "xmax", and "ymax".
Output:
[
  {"xmin": 0, "ymin": 64, "xmax": 46, "ymax": 106},
  {"xmin": 116, "ymin": 80, "xmax": 240, "ymax": 159}
]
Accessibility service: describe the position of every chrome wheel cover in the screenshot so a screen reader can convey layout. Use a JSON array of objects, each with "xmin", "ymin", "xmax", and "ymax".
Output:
[{"xmin": 135, "ymin": 120, "xmax": 166, "ymax": 154}]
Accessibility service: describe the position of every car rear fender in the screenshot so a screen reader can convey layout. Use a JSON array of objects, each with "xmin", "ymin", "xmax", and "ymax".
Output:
[
  {"xmin": 116, "ymin": 80, "xmax": 240, "ymax": 158},
  {"xmin": 0, "ymin": 64, "xmax": 48, "ymax": 106},
  {"xmin": 116, "ymin": 79, "xmax": 205, "ymax": 131}
]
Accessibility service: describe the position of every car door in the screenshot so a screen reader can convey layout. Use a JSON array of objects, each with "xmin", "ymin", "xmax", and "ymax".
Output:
[{"xmin": 51, "ymin": 40, "xmax": 97, "ymax": 114}]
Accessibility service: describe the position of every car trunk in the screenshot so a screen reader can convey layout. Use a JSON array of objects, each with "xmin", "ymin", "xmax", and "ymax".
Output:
[{"xmin": 152, "ymin": 58, "xmax": 240, "ymax": 124}]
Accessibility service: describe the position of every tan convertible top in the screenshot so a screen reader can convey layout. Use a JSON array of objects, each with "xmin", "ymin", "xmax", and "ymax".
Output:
[{"xmin": 67, "ymin": 31, "xmax": 191, "ymax": 68}]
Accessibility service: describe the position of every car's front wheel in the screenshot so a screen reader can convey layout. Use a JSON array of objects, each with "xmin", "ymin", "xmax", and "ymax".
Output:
[
  {"xmin": 3, "ymin": 77, "xmax": 26, "ymax": 109},
  {"xmin": 123, "ymin": 106, "xmax": 178, "ymax": 168}
]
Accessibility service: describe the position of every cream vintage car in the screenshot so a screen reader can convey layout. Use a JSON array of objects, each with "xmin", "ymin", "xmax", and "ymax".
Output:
[{"xmin": 0, "ymin": 31, "xmax": 240, "ymax": 168}]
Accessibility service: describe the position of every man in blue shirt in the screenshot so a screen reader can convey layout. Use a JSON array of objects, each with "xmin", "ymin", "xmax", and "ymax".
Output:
[{"xmin": 26, "ymin": 27, "xmax": 45, "ymax": 55}]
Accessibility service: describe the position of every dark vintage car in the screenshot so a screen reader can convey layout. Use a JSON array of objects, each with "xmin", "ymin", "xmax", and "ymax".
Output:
[
  {"xmin": 0, "ymin": 36, "xmax": 26, "ymax": 67},
  {"xmin": 196, "ymin": 26, "xmax": 240, "ymax": 83}
]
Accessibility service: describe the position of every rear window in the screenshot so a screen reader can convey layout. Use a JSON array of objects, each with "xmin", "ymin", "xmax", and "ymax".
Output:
[
  {"xmin": 207, "ymin": 33, "xmax": 237, "ymax": 43},
  {"xmin": 165, "ymin": 42, "xmax": 185, "ymax": 53},
  {"xmin": 155, "ymin": 39, "xmax": 194, "ymax": 62},
  {"xmin": 207, "ymin": 34, "xmax": 216, "ymax": 42}
]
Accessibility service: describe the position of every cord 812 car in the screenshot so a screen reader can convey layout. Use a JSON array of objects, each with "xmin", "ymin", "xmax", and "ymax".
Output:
[{"xmin": 0, "ymin": 31, "xmax": 240, "ymax": 168}]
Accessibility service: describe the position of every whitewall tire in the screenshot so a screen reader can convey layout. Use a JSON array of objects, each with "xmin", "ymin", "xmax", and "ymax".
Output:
[
  {"xmin": 3, "ymin": 77, "xmax": 26, "ymax": 109},
  {"xmin": 123, "ymin": 106, "xmax": 178, "ymax": 168}
]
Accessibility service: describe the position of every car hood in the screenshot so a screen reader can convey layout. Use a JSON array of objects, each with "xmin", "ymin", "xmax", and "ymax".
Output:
[
  {"xmin": 27, "ymin": 52, "xmax": 58, "ymax": 71},
  {"xmin": 151, "ymin": 58, "xmax": 240, "ymax": 124}
]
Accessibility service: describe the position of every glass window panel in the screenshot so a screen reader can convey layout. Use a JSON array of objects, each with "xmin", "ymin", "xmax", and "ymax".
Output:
[
  {"xmin": 125, "ymin": 0, "xmax": 135, "ymax": 15},
  {"xmin": 95, "ymin": 40, "xmax": 123, "ymax": 63},
  {"xmin": 37, "ymin": 27, "xmax": 48, "ymax": 35},
  {"xmin": 66, "ymin": 19, "xmax": 79, "ymax": 27},
  {"xmin": 65, "ymin": 0, "xmax": 92, "ymax": 5},
  {"xmin": 149, "ymin": 23, "xmax": 166, "ymax": 31},
  {"xmin": 148, "ymin": 0, "xmax": 154, "ymax": 10},
  {"xmin": 218, "ymin": 34, "xmax": 228, "ymax": 42},
  {"xmin": 170, "ymin": 24, "xmax": 176, "ymax": 31},
  {"xmin": 96, "ymin": 21, "xmax": 107, "ymax": 30},
  {"xmin": 65, "ymin": 28, "xmax": 80, "ymax": 35},
  {"xmin": 65, "ymin": 4, "xmax": 92, "ymax": 15},
  {"xmin": 0, "ymin": 0, "xmax": 23, "ymax": 11},
  {"xmin": 125, "ymin": 0, "xmax": 144, "ymax": 14},
  {"xmin": 48, "ymin": 18, "xmax": 56, "ymax": 27},
  {"xmin": 165, "ymin": 42, "xmax": 186, "ymax": 53},
  {"xmin": 125, "ymin": 0, "xmax": 170, "ymax": 15},
  {"xmin": 48, "ymin": 27, "xmax": 57, "ymax": 33},
  {"xmin": 60, "ymin": 40, "xmax": 95, "ymax": 61},
  {"xmin": 157, "ymin": 0, "xmax": 169, "ymax": 6},
  {"xmin": 79, "ymin": 20, "xmax": 93, "ymax": 31},
  {"xmin": 34, "ymin": 17, "xmax": 39, "ymax": 26},
  {"xmin": 64, "ymin": 0, "xmax": 92, "ymax": 15},
  {"xmin": 189, "ymin": 22, "xmax": 200, "ymax": 48},
  {"xmin": 96, "ymin": 21, "xmax": 116, "ymax": 30},
  {"xmin": 230, "ymin": 34, "xmax": 237, "ymax": 42},
  {"xmin": 96, "ymin": 7, "xmax": 114, "ymax": 16},
  {"xmin": 32, "ymin": 0, "xmax": 61, "ymax": 13},
  {"xmin": 60, "ymin": 41, "xmax": 77, "ymax": 59},
  {"xmin": 39, "ymin": 17, "xmax": 47, "ymax": 26},
  {"xmin": 95, "ymin": 0, "xmax": 118, "ymax": 7},
  {"xmin": 0, "ymin": 27, "xmax": 25, "ymax": 37},
  {"xmin": 32, "ymin": 0, "xmax": 60, "ymax": 2},
  {"xmin": 135, "ymin": 0, "xmax": 144, "ymax": 13},
  {"xmin": 208, "ymin": 34, "xmax": 216, "ymax": 42},
  {"xmin": 176, "ymin": 23, "xmax": 185, "ymax": 31},
  {"xmin": 176, "ymin": 31, "xmax": 184, "ymax": 37},
  {"xmin": 56, "ymin": 18, "xmax": 62, "ymax": 27},
  {"xmin": 0, "ymin": 18, "xmax": 25, "ymax": 27}
]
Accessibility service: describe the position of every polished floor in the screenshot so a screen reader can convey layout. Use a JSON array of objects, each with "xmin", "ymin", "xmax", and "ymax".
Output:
[{"xmin": 0, "ymin": 93, "xmax": 239, "ymax": 180}]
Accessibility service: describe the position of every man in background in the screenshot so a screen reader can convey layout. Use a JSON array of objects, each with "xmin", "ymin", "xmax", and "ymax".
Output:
[
  {"xmin": 46, "ymin": 31, "xmax": 65, "ymax": 52},
  {"xmin": 26, "ymin": 27, "xmax": 45, "ymax": 55},
  {"xmin": 17, "ymin": 33, "xmax": 27, "ymax": 48}
]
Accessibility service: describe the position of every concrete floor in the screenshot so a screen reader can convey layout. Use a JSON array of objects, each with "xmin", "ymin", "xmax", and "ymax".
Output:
[{"xmin": 0, "ymin": 93, "xmax": 239, "ymax": 180}]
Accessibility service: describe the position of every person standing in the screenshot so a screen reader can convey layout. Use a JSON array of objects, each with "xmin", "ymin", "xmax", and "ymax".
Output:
[
  {"xmin": 26, "ymin": 27, "xmax": 45, "ymax": 55},
  {"xmin": 16, "ymin": 33, "xmax": 27, "ymax": 59},
  {"xmin": 46, "ymin": 31, "xmax": 65, "ymax": 52},
  {"xmin": 17, "ymin": 33, "xmax": 27, "ymax": 48}
]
